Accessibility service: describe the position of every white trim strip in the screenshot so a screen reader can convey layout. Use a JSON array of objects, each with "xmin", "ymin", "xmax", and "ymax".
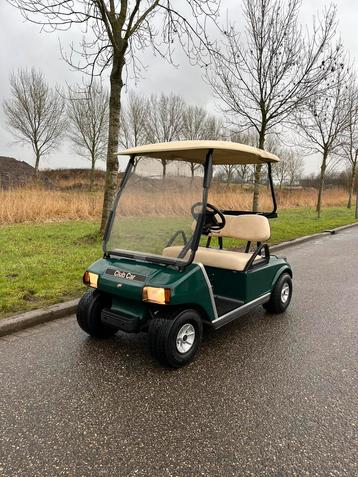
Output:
[{"xmin": 196, "ymin": 262, "xmax": 218, "ymax": 320}]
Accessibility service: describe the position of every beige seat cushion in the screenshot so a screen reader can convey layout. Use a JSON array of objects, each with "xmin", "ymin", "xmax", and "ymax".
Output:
[
  {"xmin": 191, "ymin": 214, "xmax": 270, "ymax": 241},
  {"xmin": 163, "ymin": 245, "xmax": 260, "ymax": 272},
  {"xmin": 211, "ymin": 214, "xmax": 270, "ymax": 242}
]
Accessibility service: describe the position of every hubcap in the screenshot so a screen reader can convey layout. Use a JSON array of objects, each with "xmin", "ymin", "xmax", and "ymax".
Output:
[
  {"xmin": 281, "ymin": 283, "xmax": 290, "ymax": 303},
  {"xmin": 176, "ymin": 323, "xmax": 195, "ymax": 354}
]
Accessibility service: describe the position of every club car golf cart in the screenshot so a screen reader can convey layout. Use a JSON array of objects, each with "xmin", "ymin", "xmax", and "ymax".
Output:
[{"xmin": 77, "ymin": 141, "xmax": 292, "ymax": 367}]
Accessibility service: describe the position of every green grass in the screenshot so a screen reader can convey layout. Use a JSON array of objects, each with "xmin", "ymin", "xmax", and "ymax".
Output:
[
  {"xmin": 0, "ymin": 207, "xmax": 356, "ymax": 318},
  {"xmin": 0, "ymin": 221, "xmax": 102, "ymax": 318}
]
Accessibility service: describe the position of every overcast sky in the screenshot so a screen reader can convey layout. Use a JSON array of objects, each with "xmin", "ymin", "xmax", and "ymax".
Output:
[{"xmin": 1, "ymin": 0, "xmax": 357, "ymax": 174}]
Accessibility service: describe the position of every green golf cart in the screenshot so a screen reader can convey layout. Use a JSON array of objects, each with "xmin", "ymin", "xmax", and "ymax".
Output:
[{"xmin": 77, "ymin": 141, "xmax": 292, "ymax": 367}]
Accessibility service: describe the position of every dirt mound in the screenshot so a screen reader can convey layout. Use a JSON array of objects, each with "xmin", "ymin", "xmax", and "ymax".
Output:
[
  {"xmin": 0, "ymin": 160, "xmax": 116, "ymax": 191},
  {"xmin": 0, "ymin": 157, "xmax": 41, "ymax": 189},
  {"xmin": 42, "ymin": 168, "xmax": 106, "ymax": 190},
  {"xmin": 0, "ymin": 157, "xmax": 54, "ymax": 189}
]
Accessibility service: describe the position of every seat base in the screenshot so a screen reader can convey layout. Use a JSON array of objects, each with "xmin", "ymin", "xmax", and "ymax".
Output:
[{"xmin": 162, "ymin": 245, "xmax": 261, "ymax": 272}]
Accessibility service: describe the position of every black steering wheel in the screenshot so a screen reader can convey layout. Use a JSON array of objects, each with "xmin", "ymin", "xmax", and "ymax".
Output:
[{"xmin": 191, "ymin": 202, "xmax": 226, "ymax": 234}]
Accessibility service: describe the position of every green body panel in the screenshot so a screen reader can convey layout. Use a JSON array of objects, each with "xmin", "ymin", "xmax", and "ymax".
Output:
[
  {"xmin": 204, "ymin": 255, "xmax": 291, "ymax": 304},
  {"xmin": 111, "ymin": 297, "xmax": 147, "ymax": 321},
  {"xmin": 205, "ymin": 267, "xmax": 246, "ymax": 302},
  {"xmin": 87, "ymin": 256, "xmax": 216, "ymax": 321},
  {"xmin": 245, "ymin": 256, "xmax": 291, "ymax": 302},
  {"xmin": 86, "ymin": 254, "xmax": 291, "ymax": 325}
]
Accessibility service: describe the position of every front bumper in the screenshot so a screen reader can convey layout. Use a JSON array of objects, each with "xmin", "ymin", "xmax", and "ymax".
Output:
[{"xmin": 101, "ymin": 308, "xmax": 141, "ymax": 333}]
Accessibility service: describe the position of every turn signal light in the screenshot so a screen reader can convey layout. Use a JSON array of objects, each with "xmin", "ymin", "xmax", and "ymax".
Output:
[
  {"xmin": 142, "ymin": 287, "xmax": 171, "ymax": 304},
  {"xmin": 83, "ymin": 271, "xmax": 98, "ymax": 288}
]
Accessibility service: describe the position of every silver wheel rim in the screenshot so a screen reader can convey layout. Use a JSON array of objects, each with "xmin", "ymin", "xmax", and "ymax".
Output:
[
  {"xmin": 281, "ymin": 283, "xmax": 290, "ymax": 303},
  {"xmin": 176, "ymin": 323, "xmax": 196, "ymax": 354}
]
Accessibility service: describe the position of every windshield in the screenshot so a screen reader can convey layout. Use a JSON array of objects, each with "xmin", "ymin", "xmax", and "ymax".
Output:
[{"xmin": 105, "ymin": 156, "xmax": 205, "ymax": 264}]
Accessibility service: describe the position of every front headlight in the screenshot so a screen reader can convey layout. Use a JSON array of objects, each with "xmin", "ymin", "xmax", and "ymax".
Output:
[
  {"xmin": 142, "ymin": 287, "xmax": 171, "ymax": 304},
  {"xmin": 83, "ymin": 271, "xmax": 98, "ymax": 288}
]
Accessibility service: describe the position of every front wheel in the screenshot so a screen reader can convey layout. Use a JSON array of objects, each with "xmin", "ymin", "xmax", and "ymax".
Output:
[
  {"xmin": 76, "ymin": 289, "xmax": 117, "ymax": 339},
  {"xmin": 149, "ymin": 309, "xmax": 203, "ymax": 368},
  {"xmin": 263, "ymin": 273, "xmax": 292, "ymax": 314}
]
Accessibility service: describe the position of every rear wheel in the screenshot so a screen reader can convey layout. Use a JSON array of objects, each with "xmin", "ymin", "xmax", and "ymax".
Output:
[
  {"xmin": 149, "ymin": 309, "xmax": 203, "ymax": 368},
  {"xmin": 264, "ymin": 273, "xmax": 292, "ymax": 314},
  {"xmin": 76, "ymin": 289, "xmax": 117, "ymax": 339}
]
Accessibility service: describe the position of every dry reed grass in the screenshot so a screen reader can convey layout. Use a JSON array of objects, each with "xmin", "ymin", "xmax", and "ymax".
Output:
[
  {"xmin": 0, "ymin": 189, "xmax": 102, "ymax": 224},
  {"xmin": 0, "ymin": 185, "xmax": 349, "ymax": 225},
  {"xmin": 211, "ymin": 185, "xmax": 349, "ymax": 210}
]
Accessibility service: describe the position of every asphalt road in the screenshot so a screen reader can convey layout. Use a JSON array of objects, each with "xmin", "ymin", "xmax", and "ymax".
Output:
[{"xmin": 1, "ymin": 228, "xmax": 358, "ymax": 477}]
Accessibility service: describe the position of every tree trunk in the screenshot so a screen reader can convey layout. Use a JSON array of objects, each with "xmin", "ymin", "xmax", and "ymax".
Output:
[
  {"xmin": 34, "ymin": 149, "xmax": 40, "ymax": 175},
  {"xmin": 162, "ymin": 160, "xmax": 167, "ymax": 177},
  {"xmin": 252, "ymin": 164, "xmax": 262, "ymax": 212},
  {"xmin": 90, "ymin": 154, "xmax": 96, "ymax": 192},
  {"xmin": 252, "ymin": 131, "xmax": 265, "ymax": 212},
  {"xmin": 316, "ymin": 150, "xmax": 328, "ymax": 219},
  {"xmin": 347, "ymin": 161, "xmax": 357, "ymax": 209},
  {"xmin": 100, "ymin": 54, "xmax": 124, "ymax": 233}
]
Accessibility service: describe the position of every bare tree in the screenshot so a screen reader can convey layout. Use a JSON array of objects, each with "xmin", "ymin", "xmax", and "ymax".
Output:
[
  {"xmin": 295, "ymin": 64, "xmax": 351, "ymax": 217},
  {"xmin": 3, "ymin": 68, "xmax": 66, "ymax": 173},
  {"xmin": 336, "ymin": 81, "xmax": 358, "ymax": 208},
  {"xmin": 217, "ymin": 130, "xmax": 257, "ymax": 185},
  {"xmin": 8, "ymin": 0, "xmax": 220, "ymax": 231},
  {"xmin": 119, "ymin": 91, "xmax": 148, "ymax": 172},
  {"xmin": 207, "ymin": 0, "xmax": 338, "ymax": 211},
  {"xmin": 286, "ymin": 152, "xmax": 304, "ymax": 187},
  {"xmin": 273, "ymin": 153, "xmax": 290, "ymax": 190},
  {"xmin": 235, "ymin": 163, "xmax": 253, "ymax": 184},
  {"xmin": 230, "ymin": 130, "xmax": 257, "ymax": 184},
  {"xmin": 145, "ymin": 93, "xmax": 185, "ymax": 176},
  {"xmin": 67, "ymin": 83, "xmax": 109, "ymax": 190},
  {"xmin": 269, "ymin": 145, "xmax": 304, "ymax": 189},
  {"xmin": 204, "ymin": 115, "xmax": 222, "ymax": 140},
  {"xmin": 182, "ymin": 105, "xmax": 222, "ymax": 177},
  {"xmin": 218, "ymin": 163, "xmax": 237, "ymax": 185}
]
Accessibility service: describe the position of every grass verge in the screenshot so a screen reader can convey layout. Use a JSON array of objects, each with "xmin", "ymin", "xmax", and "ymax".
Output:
[{"xmin": 0, "ymin": 207, "xmax": 356, "ymax": 318}]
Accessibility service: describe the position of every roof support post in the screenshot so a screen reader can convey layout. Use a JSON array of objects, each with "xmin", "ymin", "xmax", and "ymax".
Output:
[
  {"xmin": 179, "ymin": 149, "xmax": 213, "ymax": 262},
  {"xmin": 267, "ymin": 162, "xmax": 277, "ymax": 217}
]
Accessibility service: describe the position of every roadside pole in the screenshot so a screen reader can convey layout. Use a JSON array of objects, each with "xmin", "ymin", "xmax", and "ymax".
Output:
[{"xmin": 356, "ymin": 186, "xmax": 358, "ymax": 219}]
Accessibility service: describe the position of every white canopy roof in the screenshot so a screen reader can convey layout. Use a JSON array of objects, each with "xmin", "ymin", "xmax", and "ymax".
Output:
[{"xmin": 116, "ymin": 140, "xmax": 280, "ymax": 165}]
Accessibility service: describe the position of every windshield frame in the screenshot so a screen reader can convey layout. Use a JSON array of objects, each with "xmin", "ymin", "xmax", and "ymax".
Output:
[
  {"xmin": 102, "ymin": 150, "xmax": 213, "ymax": 268},
  {"xmin": 221, "ymin": 162, "xmax": 277, "ymax": 219}
]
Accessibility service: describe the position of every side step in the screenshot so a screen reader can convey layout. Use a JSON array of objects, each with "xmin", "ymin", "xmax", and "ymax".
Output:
[
  {"xmin": 211, "ymin": 293, "xmax": 271, "ymax": 330},
  {"xmin": 214, "ymin": 295, "xmax": 243, "ymax": 316}
]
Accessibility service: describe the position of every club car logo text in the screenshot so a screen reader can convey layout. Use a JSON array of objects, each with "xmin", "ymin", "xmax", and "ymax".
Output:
[
  {"xmin": 114, "ymin": 270, "xmax": 136, "ymax": 280},
  {"xmin": 105, "ymin": 267, "xmax": 145, "ymax": 282}
]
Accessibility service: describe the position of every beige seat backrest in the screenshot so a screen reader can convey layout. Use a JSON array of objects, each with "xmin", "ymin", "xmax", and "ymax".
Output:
[{"xmin": 212, "ymin": 214, "xmax": 270, "ymax": 242}]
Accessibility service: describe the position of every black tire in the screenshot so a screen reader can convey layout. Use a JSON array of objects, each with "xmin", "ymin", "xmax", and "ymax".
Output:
[
  {"xmin": 263, "ymin": 273, "xmax": 292, "ymax": 314},
  {"xmin": 149, "ymin": 309, "xmax": 203, "ymax": 368},
  {"xmin": 76, "ymin": 289, "xmax": 117, "ymax": 339}
]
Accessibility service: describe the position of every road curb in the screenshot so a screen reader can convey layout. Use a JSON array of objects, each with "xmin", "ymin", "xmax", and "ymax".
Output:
[
  {"xmin": 270, "ymin": 220, "xmax": 358, "ymax": 252},
  {"xmin": 1, "ymin": 220, "xmax": 357, "ymax": 337},
  {"xmin": 0, "ymin": 299, "xmax": 79, "ymax": 337}
]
